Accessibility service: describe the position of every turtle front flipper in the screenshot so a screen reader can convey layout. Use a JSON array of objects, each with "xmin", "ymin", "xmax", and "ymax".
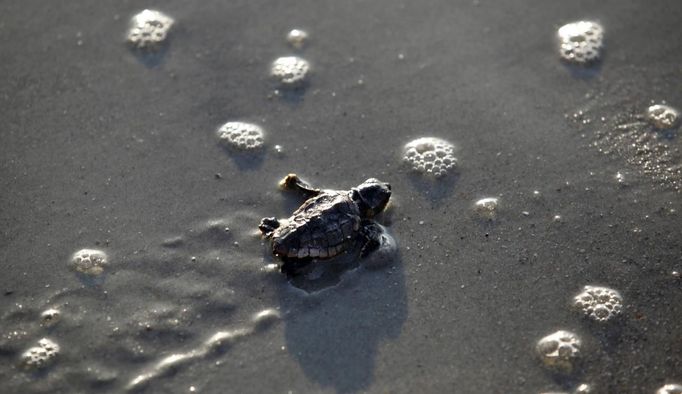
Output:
[
  {"xmin": 279, "ymin": 174, "xmax": 320, "ymax": 198},
  {"xmin": 259, "ymin": 217, "xmax": 280, "ymax": 237},
  {"xmin": 281, "ymin": 256, "xmax": 314, "ymax": 276},
  {"xmin": 359, "ymin": 220, "xmax": 383, "ymax": 258}
]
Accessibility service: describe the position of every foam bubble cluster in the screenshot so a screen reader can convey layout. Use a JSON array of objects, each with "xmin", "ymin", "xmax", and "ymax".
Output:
[
  {"xmin": 657, "ymin": 384, "xmax": 682, "ymax": 394},
  {"xmin": 535, "ymin": 330, "xmax": 581, "ymax": 373},
  {"xmin": 557, "ymin": 21, "xmax": 604, "ymax": 64},
  {"xmin": 271, "ymin": 56, "xmax": 310, "ymax": 86},
  {"xmin": 41, "ymin": 308, "xmax": 61, "ymax": 327},
  {"xmin": 21, "ymin": 338, "xmax": 60, "ymax": 370},
  {"xmin": 474, "ymin": 197, "xmax": 499, "ymax": 219},
  {"xmin": 572, "ymin": 285, "xmax": 623, "ymax": 322},
  {"xmin": 69, "ymin": 249, "xmax": 108, "ymax": 276},
  {"xmin": 127, "ymin": 9, "xmax": 174, "ymax": 50},
  {"xmin": 217, "ymin": 122, "xmax": 265, "ymax": 151},
  {"xmin": 646, "ymin": 104, "xmax": 680, "ymax": 130},
  {"xmin": 286, "ymin": 29, "xmax": 309, "ymax": 49},
  {"xmin": 402, "ymin": 137, "xmax": 457, "ymax": 177}
]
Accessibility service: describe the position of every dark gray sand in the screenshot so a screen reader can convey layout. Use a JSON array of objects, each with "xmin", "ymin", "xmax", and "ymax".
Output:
[{"xmin": 0, "ymin": 0, "xmax": 681, "ymax": 393}]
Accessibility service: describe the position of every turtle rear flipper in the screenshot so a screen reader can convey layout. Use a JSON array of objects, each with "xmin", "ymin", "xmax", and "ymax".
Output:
[
  {"xmin": 279, "ymin": 174, "xmax": 320, "ymax": 197},
  {"xmin": 259, "ymin": 217, "xmax": 280, "ymax": 237}
]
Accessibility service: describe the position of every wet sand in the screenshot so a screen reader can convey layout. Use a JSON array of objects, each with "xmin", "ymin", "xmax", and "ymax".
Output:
[{"xmin": 0, "ymin": 0, "xmax": 680, "ymax": 393}]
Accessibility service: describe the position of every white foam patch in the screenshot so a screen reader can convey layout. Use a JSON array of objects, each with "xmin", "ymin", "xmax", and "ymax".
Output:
[
  {"xmin": 557, "ymin": 21, "xmax": 604, "ymax": 64},
  {"xmin": 41, "ymin": 308, "xmax": 61, "ymax": 327},
  {"xmin": 402, "ymin": 137, "xmax": 457, "ymax": 177},
  {"xmin": 271, "ymin": 56, "xmax": 310, "ymax": 86},
  {"xmin": 20, "ymin": 338, "xmax": 60, "ymax": 370},
  {"xmin": 535, "ymin": 330, "xmax": 582, "ymax": 373},
  {"xmin": 286, "ymin": 29, "xmax": 309, "ymax": 49},
  {"xmin": 127, "ymin": 9, "xmax": 174, "ymax": 50},
  {"xmin": 572, "ymin": 285, "xmax": 623, "ymax": 322},
  {"xmin": 69, "ymin": 249, "xmax": 108, "ymax": 276},
  {"xmin": 646, "ymin": 104, "xmax": 680, "ymax": 130},
  {"xmin": 217, "ymin": 122, "xmax": 265, "ymax": 151},
  {"xmin": 474, "ymin": 197, "xmax": 499, "ymax": 219}
]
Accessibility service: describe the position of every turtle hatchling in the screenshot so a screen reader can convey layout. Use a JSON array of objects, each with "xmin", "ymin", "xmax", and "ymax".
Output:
[{"xmin": 259, "ymin": 174, "xmax": 392, "ymax": 275}]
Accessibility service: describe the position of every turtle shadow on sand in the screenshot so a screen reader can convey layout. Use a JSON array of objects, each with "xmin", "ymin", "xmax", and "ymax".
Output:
[
  {"xmin": 276, "ymin": 245, "xmax": 407, "ymax": 393},
  {"xmin": 407, "ymin": 171, "xmax": 459, "ymax": 204},
  {"xmin": 260, "ymin": 174, "xmax": 407, "ymax": 392}
]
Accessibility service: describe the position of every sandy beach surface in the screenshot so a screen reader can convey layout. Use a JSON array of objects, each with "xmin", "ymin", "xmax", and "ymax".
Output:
[{"xmin": 0, "ymin": 0, "xmax": 680, "ymax": 393}]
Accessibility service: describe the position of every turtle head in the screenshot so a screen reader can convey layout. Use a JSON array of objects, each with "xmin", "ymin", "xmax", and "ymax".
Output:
[{"xmin": 352, "ymin": 178, "xmax": 391, "ymax": 218}]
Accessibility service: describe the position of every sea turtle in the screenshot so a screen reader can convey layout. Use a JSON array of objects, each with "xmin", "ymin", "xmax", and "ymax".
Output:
[{"xmin": 259, "ymin": 174, "xmax": 392, "ymax": 275}]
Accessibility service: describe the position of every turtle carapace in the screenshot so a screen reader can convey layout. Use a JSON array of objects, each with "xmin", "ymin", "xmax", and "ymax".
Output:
[{"xmin": 259, "ymin": 174, "xmax": 391, "ymax": 275}]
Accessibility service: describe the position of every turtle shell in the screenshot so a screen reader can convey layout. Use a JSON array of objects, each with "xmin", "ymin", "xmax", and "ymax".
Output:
[{"xmin": 271, "ymin": 191, "xmax": 361, "ymax": 260}]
